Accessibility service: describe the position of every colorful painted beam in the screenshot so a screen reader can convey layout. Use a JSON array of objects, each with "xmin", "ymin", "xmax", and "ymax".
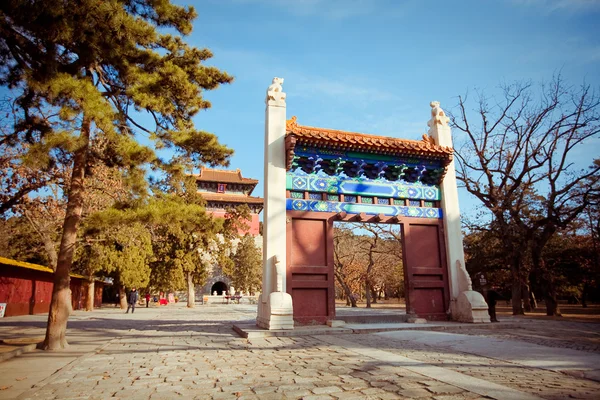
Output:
[
  {"xmin": 286, "ymin": 199, "xmax": 442, "ymax": 219},
  {"xmin": 286, "ymin": 173, "xmax": 441, "ymax": 201}
]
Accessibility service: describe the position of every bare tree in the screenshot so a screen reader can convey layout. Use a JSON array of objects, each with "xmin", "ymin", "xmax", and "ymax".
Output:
[
  {"xmin": 453, "ymin": 77, "xmax": 600, "ymax": 315},
  {"xmin": 333, "ymin": 227, "xmax": 360, "ymax": 307},
  {"xmin": 334, "ymin": 223, "xmax": 404, "ymax": 308}
]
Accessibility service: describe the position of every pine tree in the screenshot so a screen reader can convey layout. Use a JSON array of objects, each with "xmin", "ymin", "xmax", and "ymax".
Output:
[
  {"xmin": 230, "ymin": 234, "xmax": 263, "ymax": 294},
  {"xmin": 0, "ymin": 1, "xmax": 233, "ymax": 349}
]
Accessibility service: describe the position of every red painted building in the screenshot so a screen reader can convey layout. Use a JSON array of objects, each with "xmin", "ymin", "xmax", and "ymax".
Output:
[
  {"xmin": 195, "ymin": 167, "xmax": 263, "ymax": 236},
  {"xmin": 0, "ymin": 257, "xmax": 105, "ymax": 317}
]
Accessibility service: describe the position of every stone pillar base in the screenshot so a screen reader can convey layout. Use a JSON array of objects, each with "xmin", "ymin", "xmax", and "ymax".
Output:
[
  {"xmin": 256, "ymin": 292, "xmax": 294, "ymax": 330},
  {"xmin": 452, "ymin": 290, "xmax": 490, "ymax": 323}
]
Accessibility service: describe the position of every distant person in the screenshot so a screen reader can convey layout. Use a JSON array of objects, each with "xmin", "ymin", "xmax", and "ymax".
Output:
[
  {"xmin": 126, "ymin": 288, "xmax": 138, "ymax": 314},
  {"xmin": 145, "ymin": 293, "xmax": 151, "ymax": 308},
  {"xmin": 486, "ymin": 287, "xmax": 504, "ymax": 322}
]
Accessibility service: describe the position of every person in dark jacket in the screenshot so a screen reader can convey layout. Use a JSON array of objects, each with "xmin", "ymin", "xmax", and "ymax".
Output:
[
  {"xmin": 126, "ymin": 288, "xmax": 138, "ymax": 314},
  {"xmin": 486, "ymin": 287, "xmax": 504, "ymax": 322}
]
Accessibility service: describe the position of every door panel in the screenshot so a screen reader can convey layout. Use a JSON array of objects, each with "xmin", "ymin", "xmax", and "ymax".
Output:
[
  {"xmin": 286, "ymin": 212, "xmax": 335, "ymax": 324},
  {"xmin": 403, "ymin": 221, "xmax": 449, "ymax": 320},
  {"xmin": 291, "ymin": 219, "xmax": 327, "ymax": 266}
]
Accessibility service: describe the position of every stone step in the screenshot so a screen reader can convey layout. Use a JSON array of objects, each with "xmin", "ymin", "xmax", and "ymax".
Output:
[
  {"xmin": 0, "ymin": 337, "xmax": 43, "ymax": 362},
  {"xmin": 334, "ymin": 313, "xmax": 409, "ymax": 324}
]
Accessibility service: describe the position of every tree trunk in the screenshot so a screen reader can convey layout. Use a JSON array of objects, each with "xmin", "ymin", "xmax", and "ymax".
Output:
[
  {"xmin": 544, "ymin": 291, "xmax": 561, "ymax": 316},
  {"xmin": 334, "ymin": 271, "xmax": 357, "ymax": 307},
  {"xmin": 539, "ymin": 274, "xmax": 561, "ymax": 317},
  {"xmin": 365, "ymin": 280, "xmax": 371, "ymax": 308},
  {"xmin": 42, "ymin": 116, "xmax": 91, "ymax": 350},
  {"xmin": 187, "ymin": 272, "xmax": 195, "ymax": 308},
  {"xmin": 522, "ymin": 283, "xmax": 532, "ymax": 312},
  {"xmin": 85, "ymin": 278, "xmax": 94, "ymax": 311},
  {"xmin": 511, "ymin": 277, "xmax": 524, "ymax": 315},
  {"xmin": 582, "ymin": 282, "xmax": 588, "ymax": 308},
  {"xmin": 119, "ymin": 285, "xmax": 127, "ymax": 309},
  {"xmin": 369, "ymin": 284, "xmax": 378, "ymax": 304},
  {"xmin": 531, "ymin": 244, "xmax": 561, "ymax": 317}
]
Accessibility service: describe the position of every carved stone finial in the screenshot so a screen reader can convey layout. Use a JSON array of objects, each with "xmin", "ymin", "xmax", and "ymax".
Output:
[
  {"xmin": 266, "ymin": 77, "xmax": 286, "ymax": 105},
  {"xmin": 427, "ymin": 100, "xmax": 450, "ymax": 128}
]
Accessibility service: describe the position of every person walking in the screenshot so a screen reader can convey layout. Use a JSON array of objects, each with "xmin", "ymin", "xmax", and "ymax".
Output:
[
  {"xmin": 145, "ymin": 293, "xmax": 150, "ymax": 308},
  {"xmin": 126, "ymin": 288, "xmax": 138, "ymax": 314}
]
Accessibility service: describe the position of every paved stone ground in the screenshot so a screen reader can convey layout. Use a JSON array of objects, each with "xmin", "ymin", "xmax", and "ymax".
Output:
[
  {"xmin": 434, "ymin": 317, "xmax": 600, "ymax": 354},
  {"xmin": 0, "ymin": 303, "xmax": 599, "ymax": 399}
]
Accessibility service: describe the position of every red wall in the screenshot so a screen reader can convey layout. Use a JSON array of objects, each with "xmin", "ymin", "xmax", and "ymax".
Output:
[
  {"xmin": 0, "ymin": 266, "xmax": 54, "ymax": 317},
  {"xmin": 0, "ymin": 264, "xmax": 104, "ymax": 317},
  {"xmin": 94, "ymin": 283, "xmax": 103, "ymax": 308},
  {"xmin": 70, "ymin": 278, "xmax": 84, "ymax": 311},
  {"xmin": 208, "ymin": 211, "xmax": 261, "ymax": 236}
]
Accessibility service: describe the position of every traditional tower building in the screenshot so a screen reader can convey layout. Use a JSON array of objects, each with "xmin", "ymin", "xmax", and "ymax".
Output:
[
  {"xmin": 195, "ymin": 167, "xmax": 264, "ymax": 296},
  {"xmin": 195, "ymin": 167, "xmax": 263, "ymax": 236}
]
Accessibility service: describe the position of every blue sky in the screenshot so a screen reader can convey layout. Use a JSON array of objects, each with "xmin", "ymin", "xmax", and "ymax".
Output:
[{"xmin": 180, "ymin": 0, "xmax": 600, "ymax": 217}]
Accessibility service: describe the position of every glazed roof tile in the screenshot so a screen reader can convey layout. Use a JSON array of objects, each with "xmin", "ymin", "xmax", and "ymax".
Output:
[
  {"xmin": 0, "ymin": 256, "xmax": 99, "ymax": 280},
  {"xmin": 285, "ymin": 116, "xmax": 453, "ymax": 159},
  {"xmin": 200, "ymin": 193, "xmax": 264, "ymax": 205},
  {"xmin": 194, "ymin": 167, "xmax": 259, "ymax": 184}
]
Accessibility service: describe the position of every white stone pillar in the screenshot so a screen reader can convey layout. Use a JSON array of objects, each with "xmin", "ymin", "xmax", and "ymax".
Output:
[
  {"xmin": 427, "ymin": 101, "xmax": 489, "ymax": 323},
  {"xmin": 256, "ymin": 78, "xmax": 294, "ymax": 330}
]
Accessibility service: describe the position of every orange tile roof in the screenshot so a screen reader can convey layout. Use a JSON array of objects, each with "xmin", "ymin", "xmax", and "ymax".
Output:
[
  {"xmin": 200, "ymin": 193, "xmax": 264, "ymax": 205},
  {"xmin": 285, "ymin": 116, "xmax": 453, "ymax": 159},
  {"xmin": 195, "ymin": 167, "xmax": 259, "ymax": 184}
]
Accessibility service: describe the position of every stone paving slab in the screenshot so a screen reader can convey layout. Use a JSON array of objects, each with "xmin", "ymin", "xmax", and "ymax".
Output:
[
  {"xmin": 374, "ymin": 330, "xmax": 600, "ymax": 375},
  {"xmin": 345, "ymin": 331, "xmax": 600, "ymax": 400},
  {"xmin": 316, "ymin": 335, "xmax": 543, "ymax": 400}
]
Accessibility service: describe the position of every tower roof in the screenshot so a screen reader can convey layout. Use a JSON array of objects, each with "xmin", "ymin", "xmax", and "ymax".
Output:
[
  {"xmin": 200, "ymin": 193, "xmax": 264, "ymax": 205},
  {"xmin": 195, "ymin": 167, "xmax": 259, "ymax": 185}
]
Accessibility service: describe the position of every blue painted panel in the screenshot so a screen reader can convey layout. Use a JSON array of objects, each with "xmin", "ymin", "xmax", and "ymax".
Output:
[
  {"xmin": 286, "ymin": 172, "xmax": 441, "ymax": 200},
  {"xmin": 286, "ymin": 199, "xmax": 442, "ymax": 219}
]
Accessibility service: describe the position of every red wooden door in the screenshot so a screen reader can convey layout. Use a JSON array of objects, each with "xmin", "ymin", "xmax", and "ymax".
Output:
[
  {"xmin": 286, "ymin": 211, "xmax": 335, "ymax": 324},
  {"xmin": 402, "ymin": 220, "xmax": 449, "ymax": 320}
]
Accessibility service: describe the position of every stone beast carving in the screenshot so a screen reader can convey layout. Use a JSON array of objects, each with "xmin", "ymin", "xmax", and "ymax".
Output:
[
  {"xmin": 427, "ymin": 101, "xmax": 450, "ymax": 127},
  {"xmin": 266, "ymin": 77, "xmax": 286, "ymax": 103}
]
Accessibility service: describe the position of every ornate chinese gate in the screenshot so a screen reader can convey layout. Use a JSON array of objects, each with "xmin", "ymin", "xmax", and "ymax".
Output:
[
  {"xmin": 283, "ymin": 117, "xmax": 452, "ymax": 322},
  {"xmin": 257, "ymin": 78, "xmax": 490, "ymax": 330}
]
